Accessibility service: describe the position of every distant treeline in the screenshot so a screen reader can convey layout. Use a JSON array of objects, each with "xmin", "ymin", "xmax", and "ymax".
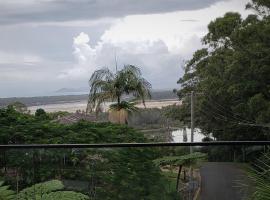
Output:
[{"xmin": 0, "ymin": 90, "xmax": 177, "ymax": 107}]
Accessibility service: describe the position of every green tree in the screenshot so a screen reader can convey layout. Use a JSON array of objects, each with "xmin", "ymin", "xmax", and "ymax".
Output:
[
  {"xmin": 35, "ymin": 108, "xmax": 48, "ymax": 120},
  {"xmin": 175, "ymin": 0, "xmax": 270, "ymax": 140},
  {"xmin": 8, "ymin": 102, "xmax": 28, "ymax": 114},
  {"xmin": 35, "ymin": 108, "xmax": 46, "ymax": 117},
  {"xmin": 0, "ymin": 108, "xmax": 176, "ymax": 199}
]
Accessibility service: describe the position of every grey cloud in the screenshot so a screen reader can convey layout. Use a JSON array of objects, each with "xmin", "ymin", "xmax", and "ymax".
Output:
[
  {"xmin": 0, "ymin": 32, "xmax": 202, "ymax": 97},
  {"xmin": 0, "ymin": 0, "xmax": 228, "ymax": 25},
  {"xmin": 179, "ymin": 19, "xmax": 200, "ymax": 22},
  {"xmin": 0, "ymin": 22, "xmax": 111, "ymax": 62},
  {"xmin": 64, "ymin": 38, "xmax": 184, "ymax": 89}
]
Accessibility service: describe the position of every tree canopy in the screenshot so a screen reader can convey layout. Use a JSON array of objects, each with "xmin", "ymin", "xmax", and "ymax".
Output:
[
  {"xmin": 175, "ymin": 0, "xmax": 270, "ymax": 140},
  {"xmin": 0, "ymin": 107, "xmax": 177, "ymax": 199}
]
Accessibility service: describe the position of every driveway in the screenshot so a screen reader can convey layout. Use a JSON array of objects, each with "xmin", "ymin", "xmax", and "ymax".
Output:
[{"xmin": 200, "ymin": 162, "xmax": 250, "ymax": 200}]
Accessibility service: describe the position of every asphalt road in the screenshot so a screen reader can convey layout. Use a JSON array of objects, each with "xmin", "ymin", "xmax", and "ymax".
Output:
[{"xmin": 200, "ymin": 162, "xmax": 249, "ymax": 200}]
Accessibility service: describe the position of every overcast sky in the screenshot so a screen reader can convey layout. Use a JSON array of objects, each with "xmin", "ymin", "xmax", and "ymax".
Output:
[{"xmin": 0, "ymin": 0, "xmax": 250, "ymax": 97}]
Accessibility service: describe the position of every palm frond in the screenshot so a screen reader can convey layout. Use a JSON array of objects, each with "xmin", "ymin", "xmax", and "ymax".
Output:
[
  {"xmin": 109, "ymin": 101, "xmax": 139, "ymax": 113},
  {"xmin": 87, "ymin": 68, "xmax": 117, "ymax": 113},
  {"xmin": 89, "ymin": 68, "xmax": 114, "ymax": 86},
  {"xmin": 87, "ymin": 64, "xmax": 151, "ymax": 114}
]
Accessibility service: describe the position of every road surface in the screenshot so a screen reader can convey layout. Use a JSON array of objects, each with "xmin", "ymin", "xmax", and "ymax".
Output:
[{"xmin": 200, "ymin": 162, "xmax": 249, "ymax": 200}]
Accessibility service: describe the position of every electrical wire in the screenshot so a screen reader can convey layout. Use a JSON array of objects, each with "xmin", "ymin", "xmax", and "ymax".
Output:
[
  {"xmin": 203, "ymin": 95, "xmax": 257, "ymax": 124},
  {"xmin": 196, "ymin": 104, "xmax": 270, "ymax": 128}
]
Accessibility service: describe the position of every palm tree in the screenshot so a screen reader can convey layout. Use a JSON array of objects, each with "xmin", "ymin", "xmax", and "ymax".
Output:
[{"xmin": 86, "ymin": 65, "xmax": 151, "ymax": 122}]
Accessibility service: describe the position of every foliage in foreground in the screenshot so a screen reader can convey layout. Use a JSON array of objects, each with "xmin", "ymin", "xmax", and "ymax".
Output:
[
  {"xmin": 154, "ymin": 152, "xmax": 207, "ymax": 167},
  {"xmin": 0, "ymin": 107, "xmax": 178, "ymax": 199},
  {"xmin": 0, "ymin": 180, "xmax": 89, "ymax": 200},
  {"xmin": 248, "ymin": 152, "xmax": 270, "ymax": 200},
  {"xmin": 0, "ymin": 181, "xmax": 15, "ymax": 200},
  {"xmin": 154, "ymin": 152, "xmax": 207, "ymax": 191}
]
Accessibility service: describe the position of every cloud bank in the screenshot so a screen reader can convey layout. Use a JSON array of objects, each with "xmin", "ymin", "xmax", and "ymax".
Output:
[
  {"xmin": 59, "ymin": 32, "xmax": 184, "ymax": 89},
  {"xmin": 0, "ymin": 0, "xmax": 251, "ymax": 97},
  {"xmin": 0, "ymin": 0, "xmax": 228, "ymax": 25}
]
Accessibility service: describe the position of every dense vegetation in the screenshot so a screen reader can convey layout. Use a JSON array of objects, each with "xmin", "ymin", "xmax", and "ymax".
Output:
[
  {"xmin": 174, "ymin": 0, "xmax": 270, "ymax": 140},
  {"xmin": 0, "ymin": 106, "xmax": 180, "ymax": 199},
  {"xmin": 0, "ymin": 106, "xmax": 146, "ymax": 144},
  {"xmin": 0, "ymin": 180, "xmax": 89, "ymax": 200}
]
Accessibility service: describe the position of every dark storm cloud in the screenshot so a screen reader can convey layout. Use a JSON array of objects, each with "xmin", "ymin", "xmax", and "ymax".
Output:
[{"xmin": 0, "ymin": 0, "xmax": 228, "ymax": 25}]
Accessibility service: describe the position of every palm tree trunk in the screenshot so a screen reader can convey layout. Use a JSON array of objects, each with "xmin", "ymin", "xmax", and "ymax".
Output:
[{"xmin": 176, "ymin": 165, "xmax": 182, "ymax": 191}]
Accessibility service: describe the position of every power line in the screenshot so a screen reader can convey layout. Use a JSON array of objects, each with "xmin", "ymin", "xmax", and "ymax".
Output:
[
  {"xmin": 237, "ymin": 122, "xmax": 270, "ymax": 128},
  {"xmin": 196, "ymin": 105, "xmax": 228, "ymax": 123},
  {"xmin": 197, "ymin": 105, "xmax": 270, "ymax": 128},
  {"xmin": 190, "ymin": 91, "xmax": 257, "ymax": 124},
  {"xmin": 187, "ymin": 92, "xmax": 269, "ymax": 128},
  {"xmin": 203, "ymin": 95, "xmax": 257, "ymax": 124}
]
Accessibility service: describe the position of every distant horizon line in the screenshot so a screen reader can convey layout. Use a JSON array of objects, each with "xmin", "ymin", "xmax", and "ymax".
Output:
[{"xmin": 0, "ymin": 88, "xmax": 176, "ymax": 99}]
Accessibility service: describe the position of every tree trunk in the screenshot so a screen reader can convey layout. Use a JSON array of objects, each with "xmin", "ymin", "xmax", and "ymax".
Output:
[
  {"xmin": 176, "ymin": 165, "xmax": 182, "ymax": 192},
  {"xmin": 117, "ymin": 95, "xmax": 120, "ymax": 107}
]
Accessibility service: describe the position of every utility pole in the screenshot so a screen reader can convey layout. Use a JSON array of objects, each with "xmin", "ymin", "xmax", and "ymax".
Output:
[
  {"xmin": 190, "ymin": 91, "xmax": 194, "ymax": 153},
  {"xmin": 189, "ymin": 91, "xmax": 194, "ymax": 200}
]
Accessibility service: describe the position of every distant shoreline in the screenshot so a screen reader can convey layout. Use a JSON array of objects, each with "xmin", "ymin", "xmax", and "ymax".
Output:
[
  {"xmin": 0, "ymin": 90, "xmax": 178, "ymax": 108},
  {"xmin": 28, "ymin": 99, "xmax": 181, "ymax": 113}
]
